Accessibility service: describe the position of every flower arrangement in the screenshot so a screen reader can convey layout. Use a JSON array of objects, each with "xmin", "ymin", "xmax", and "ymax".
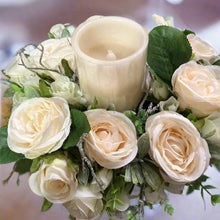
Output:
[{"xmin": 1, "ymin": 14, "xmax": 220, "ymax": 220}]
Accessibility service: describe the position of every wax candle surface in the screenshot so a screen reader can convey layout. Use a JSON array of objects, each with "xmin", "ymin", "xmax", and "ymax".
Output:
[
  {"xmin": 72, "ymin": 16, "xmax": 148, "ymax": 111},
  {"xmin": 86, "ymin": 45, "xmax": 135, "ymax": 61}
]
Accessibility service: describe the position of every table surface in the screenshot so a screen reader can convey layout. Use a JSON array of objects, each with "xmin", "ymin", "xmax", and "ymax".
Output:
[{"xmin": 0, "ymin": 0, "xmax": 220, "ymax": 219}]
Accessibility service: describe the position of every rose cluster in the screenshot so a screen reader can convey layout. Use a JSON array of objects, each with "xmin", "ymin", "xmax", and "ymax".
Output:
[{"xmin": 1, "ymin": 15, "xmax": 220, "ymax": 220}]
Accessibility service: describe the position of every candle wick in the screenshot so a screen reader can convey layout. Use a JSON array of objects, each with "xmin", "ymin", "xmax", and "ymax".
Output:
[{"xmin": 106, "ymin": 50, "xmax": 117, "ymax": 61}]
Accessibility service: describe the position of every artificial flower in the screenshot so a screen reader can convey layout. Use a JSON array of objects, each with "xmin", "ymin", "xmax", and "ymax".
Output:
[
  {"xmin": 200, "ymin": 112, "xmax": 220, "ymax": 146},
  {"xmin": 4, "ymin": 54, "xmax": 35, "ymax": 84},
  {"xmin": 84, "ymin": 109, "xmax": 137, "ymax": 169},
  {"xmin": 145, "ymin": 111, "xmax": 210, "ymax": 183},
  {"xmin": 172, "ymin": 61, "xmax": 220, "ymax": 117},
  {"xmin": 152, "ymin": 80, "xmax": 170, "ymax": 101},
  {"xmin": 28, "ymin": 38, "xmax": 76, "ymax": 79},
  {"xmin": 50, "ymin": 75, "xmax": 86, "ymax": 105},
  {"xmin": 187, "ymin": 34, "xmax": 219, "ymax": 64},
  {"xmin": 49, "ymin": 23, "xmax": 75, "ymax": 39},
  {"xmin": 7, "ymin": 97, "xmax": 71, "ymax": 159},
  {"xmin": 64, "ymin": 168, "xmax": 112, "ymax": 220},
  {"xmin": 152, "ymin": 14, "xmax": 174, "ymax": 27},
  {"xmin": 159, "ymin": 96, "xmax": 179, "ymax": 112},
  {"xmin": 29, "ymin": 158, "xmax": 77, "ymax": 203}
]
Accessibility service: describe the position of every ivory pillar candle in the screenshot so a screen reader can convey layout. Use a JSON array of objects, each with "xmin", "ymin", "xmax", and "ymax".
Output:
[{"xmin": 72, "ymin": 16, "xmax": 148, "ymax": 111}]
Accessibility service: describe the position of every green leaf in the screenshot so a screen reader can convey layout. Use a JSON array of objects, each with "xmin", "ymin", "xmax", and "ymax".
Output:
[
  {"xmin": 77, "ymin": 163, "xmax": 90, "ymax": 185},
  {"xmin": 66, "ymin": 158, "xmax": 77, "ymax": 172},
  {"xmin": 213, "ymin": 59, "xmax": 220, "ymax": 66},
  {"xmin": 201, "ymin": 188, "xmax": 204, "ymax": 200},
  {"xmin": 24, "ymin": 85, "xmax": 40, "ymax": 99},
  {"xmin": 140, "ymin": 161, "xmax": 162, "ymax": 190},
  {"xmin": 39, "ymin": 79, "xmax": 52, "ymax": 97},
  {"xmin": 3, "ymin": 158, "xmax": 32, "ymax": 184},
  {"xmin": 164, "ymin": 203, "xmax": 174, "ymax": 215},
  {"xmin": 203, "ymin": 185, "xmax": 216, "ymax": 190},
  {"xmin": 147, "ymin": 26, "xmax": 192, "ymax": 85},
  {"xmin": 186, "ymin": 185, "xmax": 195, "ymax": 195},
  {"xmin": 125, "ymin": 164, "xmax": 132, "ymax": 182},
  {"xmin": 211, "ymin": 194, "xmax": 220, "ymax": 206},
  {"xmin": 131, "ymin": 163, "xmax": 145, "ymax": 184},
  {"xmin": 31, "ymin": 151, "xmax": 66, "ymax": 173},
  {"xmin": 116, "ymin": 199, "xmax": 124, "ymax": 206},
  {"xmin": 61, "ymin": 59, "xmax": 74, "ymax": 78},
  {"xmin": 69, "ymin": 215, "xmax": 76, "ymax": 220},
  {"xmin": 90, "ymin": 97, "xmax": 98, "ymax": 109},
  {"xmin": 0, "ymin": 126, "xmax": 24, "ymax": 164},
  {"xmin": 107, "ymin": 103, "xmax": 115, "ymax": 111},
  {"xmin": 30, "ymin": 157, "xmax": 43, "ymax": 173},
  {"xmin": 137, "ymin": 133, "xmax": 150, "ymax": 159},
  {"xmin": 208, "ymin": 143, "xmax": 220, "ymax": 160},
  {"xmin": 48, "ymin": 32, "xmax": 55, "ymax": 39},
  {"xmin": 37, "ymin": 73, "xmax": 55, "ymax": 83},
  {"xmin": 61, "ymin": 28, "xmax": 71, "ymax": 38},
  {"xmin": 11, "ymin": 84, "xmax": 22, "ymax": 91},
  {"xmin": 63, "ymin": 109, "xmax": 91, "ymax": 149},
  {"xmin": 183, "ymin": 29, "xmax": 195, "ymax": 36},
  {"xmin": 41, "ymin": 198, "xmax": 53, "ymax": 212},
  {"xmin": 14, "ymin": 158, "xmax": 32, "ymax": 174},
  {"xmin": 69, "ymin": 103, "xmax": 87, "ymax": 111},
  {"xmin": 186, "ymin": 175, "xmax": 209, "ymax": 194},
  {"xmin": 3, "ymin": 87, "xmax": 15, "ymax": 98}
]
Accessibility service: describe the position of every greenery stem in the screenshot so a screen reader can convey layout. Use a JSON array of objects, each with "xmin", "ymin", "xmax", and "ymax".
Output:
[
  {"xmin": 77, "ymin": 134, "xmax": 105, "ymax": 192},
  {"xmin": 201, "ymin": 184, "xmax": 212, "ymax": 196}
]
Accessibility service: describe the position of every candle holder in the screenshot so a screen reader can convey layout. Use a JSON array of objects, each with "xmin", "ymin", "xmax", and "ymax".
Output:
[{"xmin": 72, "ymin": 16, "xmax": 148, "ymax": 112}]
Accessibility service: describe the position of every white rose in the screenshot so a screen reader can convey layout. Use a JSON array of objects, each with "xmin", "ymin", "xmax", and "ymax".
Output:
[
  {"xmin": 187, "ymin": 34, "xmax": 219, "ymax": 64},
  {"xmin": 29, "ymin": 38, "xmax": 76, "ymax": 79},
  {"xmin": 50, "ymin": 75, "xmax": 86, "ymax": 105},
  {"xmin": 4, "ymin": 54, "xmax": 35, "ymax": 84},
  {"xmin": 200, "ymin": 112, "xmax": 220, "ymax": 146},
  {"xmin": 7, "ymin": 97, "xmax": 71, "ymax": 159},
  {"xmin": 64, "ymin": 168, "xmax": 112, "ymax": 220},
  {"xmin": 172, "ymin": 61, "xmax": 220, "ymax": 117},
  {"xmin": 29, "ymin": 158, "xmax": 77, "ymax": 203},
  {"xmin": 145, "ymin": 111, "xmax": 210, "ymax": 183},
  {"xmin": 84, "ymin": 109, "xmax": 137, "ymax": 169}
]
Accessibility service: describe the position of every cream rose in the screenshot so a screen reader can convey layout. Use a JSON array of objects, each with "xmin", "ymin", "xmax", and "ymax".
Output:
[
  {"xmin": 187, "ymin": 34, "xmax": 219, "ymax": 64},
  {"xmin": 172, "ymin": 61, "xmax": 220, "ymax": 117},
  {"xmin": 7, "ymin": 97, "xmax": 71, "ymax": 159},
  {"xmin": 145, "ymin": 111, "xmax": 210, "ymax": 183},
  {"xmin": 29, "ymin": 38, "xmax": 76, "ymax": 79},
  {"xmin": 29, "ymin": 158, "xmax": 77, "ymax": 203},
  {"xmin": 64, "ymin": 168, "xmax": 112, "ymax": 220},
  {"xmin": 84, "ymin": 109, "xmax": 137, "ymax": 169}
]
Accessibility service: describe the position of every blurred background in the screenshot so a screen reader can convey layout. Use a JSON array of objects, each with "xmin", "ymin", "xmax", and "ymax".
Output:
[{"xmin": 0, "ymin": 0, "xmax": 220, "ymax": 219}]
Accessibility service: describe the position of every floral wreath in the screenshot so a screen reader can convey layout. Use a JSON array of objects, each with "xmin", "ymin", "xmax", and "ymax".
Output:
[{"xmin": 1, "ymin": 14, "xmax": 220, "ymax": 220}]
